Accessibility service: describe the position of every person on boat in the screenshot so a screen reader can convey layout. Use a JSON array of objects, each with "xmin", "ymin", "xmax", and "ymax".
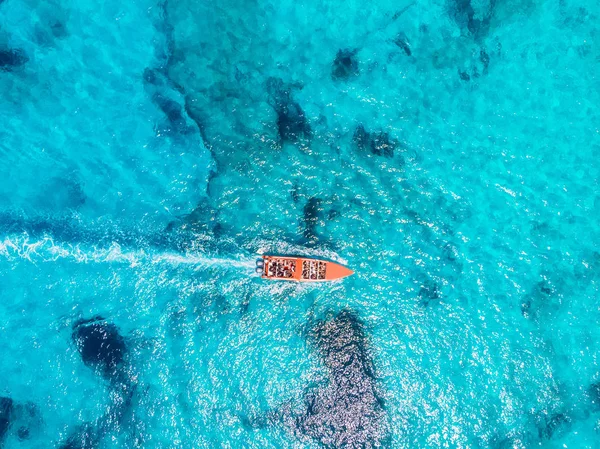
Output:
[{"xmin": 302, "ymin": 264, "xmax": 309, "ymax": 278}]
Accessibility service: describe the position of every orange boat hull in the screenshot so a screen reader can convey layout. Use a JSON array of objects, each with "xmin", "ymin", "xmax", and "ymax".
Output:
[{"xmin": 259, "ymin": 255, "xmax": 353, "ymax": 282}]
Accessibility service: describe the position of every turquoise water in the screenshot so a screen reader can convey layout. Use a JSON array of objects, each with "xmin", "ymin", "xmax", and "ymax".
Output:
[{"xmin": 1, "ymin": 0, "xmax": 600, "ymax": 447}]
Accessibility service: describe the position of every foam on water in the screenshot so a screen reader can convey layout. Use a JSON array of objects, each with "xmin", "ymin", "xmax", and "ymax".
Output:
[{"xmin": 0, "ymin": 235, "xmax": 256, "ymax": 271}]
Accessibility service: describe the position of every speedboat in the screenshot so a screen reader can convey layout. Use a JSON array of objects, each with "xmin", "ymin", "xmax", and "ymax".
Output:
[{"xmin": 257, "ymin": 255, "xmax": 353, "ymax": 282}]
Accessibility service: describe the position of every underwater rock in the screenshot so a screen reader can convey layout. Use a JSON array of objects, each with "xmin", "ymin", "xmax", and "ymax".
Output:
[
  {"xmin": 455, "ymin": 46, "xmax": 493, "ymax": 81},
  {"xmin": 72, "ymin": 317, "xmax": 127, "ymax": 379},
  {"xmin": 50, "ymin": 21, "xmax": 68, "ymax": 39},
  {"xmin": 442, "ymin": 242, "xmax": 459, "ymax": 262},
  {"xmin": 291, "ymin": 183, "xmax": 301, "ymax": 203},
  {"xmin": 311, "ymin": 310, "xmax": 373, "ymax": 375},
  {"xmin": 453, "ymin": 0, "xmax": 476, "ymax": 32},
  {"xmin": 34, "ymin": 19, "xmax": 68, "ymax": 46},
  {"xmin": 451, "ymin": 0, "xmax": 495, "ymax": 38},
  {"xmin": 536, "ymin": 412, "xmax": 571, "ymax": 440},
  {"xmin": 0, "ymin": 398, "xmax": 40, "ymax": 444},
  {"xmin": 588, "ymin": 382, "xmax": 600, "ymax": 410},
  {"xmin": 520, "ymin": 298, "xmax": 531, "ymax": 318},
  {"xmin": 17, "ymin": 426, "xmax": 29, "ymax": 440},
  {"xmin": 276, "ymin": 100, "xmax": 311, "ymax": 143},
  {"xmin": 419, "ymin": 280, "xmax": 440, "ymax": 306},
  {"xmin": 143, "ymin": 66, "xmax": 196, "ymax": 136},
  {"xmin": 480, "ymin": 48, "xmax": 490, "ymax": 73},
  {"xmin": 394, "ymin": 33, "xmax": 412, "ymax": 56},
  {"xmin": 35, "ymin": 17, "xmax": 68, "ymax": 46},
  {"xmin": 266, "ymin": 76, "xmax": 296, "ymax": 101},
  {"xmin": 353, "ymin": 125, "xmax": 371, "ymax": 153},
  {"xmin": 244, "ymin": 310, "xmax": 389, "ymax": 447},
  {"xmin": 0, "ymin": 397, "xmax": 14, "ymax": 442},
  {"xmin": 15, "ymin": 402, "xmax": 39, "ymax": 440},
  {"xmin": 297, "ymin": 310, "xmax": 389, "ymax": 448},
  {"xmin": 521, "ymin": 279, "xmax": 558, "ymax": 319},
  {"xmin": 0, "ymin": 48, "xmax": 28, "ymax": 71},
  {"xmin": 536, "ymin": 280, "xmax": 554, "ymax": 296},
  {"xmin": 143, "ymin": 67, "xmax": 160, "ymax": 85},
  {"xmin": 371, "ymin": 132, "xmax": 395, "ymax": 158},
  {"xmin": 303, "ymin": 197, "xmax": 322, "ymax": 244},
  {"xmin": 152, "ymin": 93, "xmax": 190, "ymax": 134},
  {"xmin": 265, "ymin": 77, "xmax": 310, "ymax": 144},
  {"xmin": 331, "ymin": 49, "xmax": 359, "ymax": 80},
  {"xmin": 353, "ymin": 125, "xmax": 396, "ymax": 158}
]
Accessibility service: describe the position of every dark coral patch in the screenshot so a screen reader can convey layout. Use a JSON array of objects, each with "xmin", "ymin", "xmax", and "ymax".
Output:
[
  {"xmin": 290, "ymin": 183, "xmax": 301, "ymax": 203},
  {"xmin": 353, "ymin": 125, "xmax": 396, "ymax": 158},
  {"xmin": 327, "ymin": 209, "xmax": 339, "ymax": 220},
  {"xmin": 295, "ymin": 310, "xmax": 389, "ymax": 448},
  {"xmin": 394, "ymin": 33, "xmax": 412, "ymax": 56},
  {"xmin": 72, "ymin": 317, "xmax": 127, "ymax": 379},
  {"xmin": 419, "ymin": 280, "xmax": 440, "ymax": 306},
  {"xmin": 371, "ymin": 132, "xmax": 395, "ymax": 158},
  {"xmin": 480, "ymin": 48, "xmax": 490, "ymax": 73},
  {"xmin": 353, "ymin": 124, "xmax": 370, "ymax": 152},
  {"xmin": 332, "ymin": 49, "xmax": 359, "ymax": 80},
  {"xmin": 143, "ymin": 68, "xmax": 160, "ymax": 85},
  {"xmin": 50, "ymin": 21, "xmax": 68, "ymax": 39},
  {"xmin": 0, "ymin": 398, "xmax": 40, "ymax": 443},
  {"xmin": 589, "ymin": 382, "xmax": 600, "ymax": 411},
  {"xmin": 311, "ymin": 310, "xmax": 372, "ymax": 373},
  {"xmin": 451, "ymin": 0, "xmax": 495, "ymax": 38},
  {"xmin": 0, "ymin": 397, "xmax": 14, "ymax": 442},
  {"xmin": 152, "ymin": 93, "xmax": 190, "ymax": 134},
  {"xmin": 536, "ymin": 412, "xmax": 571, "ymax": 440},
  {"xmin": 277, "ymin": 101, "xmax": 311, "ymax": 143},
  {"xmin": 242, "ymin": 310, "xmax": 389, "ymax": 447},
  {"xmin": 17, "ymin": 426, "xmax": 29, "ymax": 440},
  {"xmin": 520, "ymin": 280, "xmax": 556, "ymax": 319},
  {"xmin": 266, "ymin": 77, "xmax": 311, "ymax": 144},
  {"xmin": 0, "ymin": 48, "xmax": 28, "ymax": 71},
  {"xmin": 459, "ymin": 70, "xmax": 470, "ymax": 81},
  {"xmin": 302, "ymin": 197, "xmax": 322, "ymax": 244}
]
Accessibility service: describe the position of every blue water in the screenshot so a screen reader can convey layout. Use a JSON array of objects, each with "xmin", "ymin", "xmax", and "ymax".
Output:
[{"xmin": 1, "ymin": 0, "xmax": 599, "ymax": 447}]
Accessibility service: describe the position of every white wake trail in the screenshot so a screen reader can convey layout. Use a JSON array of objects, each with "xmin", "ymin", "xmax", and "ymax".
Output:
[{"xmin": 0, "ymin": 235, "xmax": 256, "ymax": 271}]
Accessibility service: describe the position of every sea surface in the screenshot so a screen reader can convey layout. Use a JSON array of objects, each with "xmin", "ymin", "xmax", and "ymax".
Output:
[{"xmin": 1, "ymin": 0, "xmax": 599, "ymax": 447}]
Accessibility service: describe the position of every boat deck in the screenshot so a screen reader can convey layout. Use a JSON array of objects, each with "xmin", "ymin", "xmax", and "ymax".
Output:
[
  {"xmin": 265, "ymin": 257, "xmax": 298, "ymax": 279},
  {"xmin": 259, "ymin": 256, "xmax": 352, "ymax": 282}
]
